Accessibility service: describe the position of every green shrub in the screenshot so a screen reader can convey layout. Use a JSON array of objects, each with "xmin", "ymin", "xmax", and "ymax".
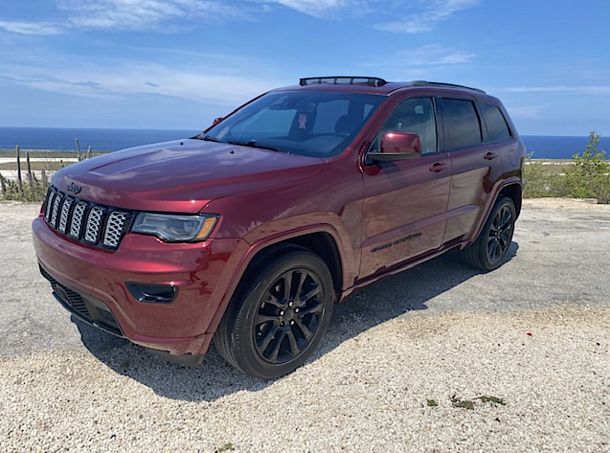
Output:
[
  {"xmin": 564, "ymin": 132, "xmax": 610, "ymax": 203},
  {"xmin": 0, "ymin": 171, "xmax": 50, "ymax": 202},
  {"xmin": 523, "ymin": 158, "xmax": 563, "ymax": 198},
  {"xmin": 525, "ymin": 132, "xmax": 609, "ymax": 203}
]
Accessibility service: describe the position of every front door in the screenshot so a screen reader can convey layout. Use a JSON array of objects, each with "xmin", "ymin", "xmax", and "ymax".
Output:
[{"xmin": 360, "ymin": 96, "xmax": 451, "ymax": 277}]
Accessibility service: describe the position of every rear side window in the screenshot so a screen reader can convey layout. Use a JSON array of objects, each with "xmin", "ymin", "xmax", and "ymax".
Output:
[
  {"xmin": 481, "ymin": 103, "xmax": 511, "ymax": 142},
  {"xmin": 438, "ymin": 98, "xmax": 482, "ymax": 150}
]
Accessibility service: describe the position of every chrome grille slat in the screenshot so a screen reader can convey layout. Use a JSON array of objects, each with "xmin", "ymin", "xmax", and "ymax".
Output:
[
  {"xmin": 58, "ymin": 197, "xmax": 74, "ymax": 233},
  {"xmin": 49, "ymin": 192, "xmax": 64, "ymax": 227},
  {"xmin": 103, "ymin": 211, "xmax": 128, "ymax": 248},
  {"xmin": 84, "ymin": 206, "xmax": 105, "ymax": 243},
  {"xmin": 45, "ymin": 190, "xmax": 56, "ymax": 221},
  {"xmin": 69, "ymin": 202, "xmax": 87, "ymax": 239},
  {"xmin": 43, "ymin": 185, "xmax": 130, "ymax": 251}
]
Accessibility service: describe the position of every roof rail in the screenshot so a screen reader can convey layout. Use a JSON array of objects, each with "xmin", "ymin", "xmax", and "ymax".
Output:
[
  {"xmin": 410, "ymin": 80, "xmax": 486, "ymax": 94},
  {"xmin": 299, "ymin": 76, "xmax": 388, "ymax": 87}
]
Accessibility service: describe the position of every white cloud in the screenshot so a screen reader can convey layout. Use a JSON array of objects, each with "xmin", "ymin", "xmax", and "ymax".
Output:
[
  {"xmin": 505, "ymin": 105, "xmax": 547, "ymax": 119},
  {"xmin": 505, "ymin": 85, "xmax": 610, "ymax": 95},
  {"xmin": 1, "ymin": 61, "xmax": 287, "ymax": 106},
  {"xmin": 0, "ymin": 1, "xmax": 246, "ymax": 35},
  {"xmin": 397, "ymin": 44, "xmax": 474, "ymax": 65},
  {"xmin": 374, "ymin": 0, "xmax": 480, "ymax": 33},
  {"xmin": 59, "ymin": 0, "xmax": 243, "ymax": 30},
  {"xmin": 361, "ymin": 45, "xmax": 475, "ymax": 73},
  {"xmin": 265, "ymin": 0, "xmax": 347, "ymax": 17},
  {"xmin": 0, "ymin": 20, "xmax": 63, "ymax": 35},
  {"xmin": 0, "ymin": 0, "xmax": 363, "ymax": 34}
]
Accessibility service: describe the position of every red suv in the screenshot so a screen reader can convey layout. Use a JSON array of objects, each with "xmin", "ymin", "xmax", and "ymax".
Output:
[{"xmin": 33, "ymin": 77, "xmax": 525, "ymax": 378}]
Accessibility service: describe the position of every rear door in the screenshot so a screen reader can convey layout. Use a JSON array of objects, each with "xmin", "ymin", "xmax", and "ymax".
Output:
[
  {"xmin": 437, "ymin": 96, "xmax": 505, "ymax": 242},
  {"xmin": 359, "ymin": 96, "xmax": 451, "ymax": 277}
]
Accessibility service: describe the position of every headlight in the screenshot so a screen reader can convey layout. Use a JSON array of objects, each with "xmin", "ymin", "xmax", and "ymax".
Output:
[{"xmin": 131, "ymin": 213, "xmax": 219, "ymax": 242}]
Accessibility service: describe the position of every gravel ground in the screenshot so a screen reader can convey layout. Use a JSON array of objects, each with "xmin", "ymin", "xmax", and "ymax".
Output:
[{"xmin": 0, "ymin": 199, "xmax": 609, "ymax": 452}]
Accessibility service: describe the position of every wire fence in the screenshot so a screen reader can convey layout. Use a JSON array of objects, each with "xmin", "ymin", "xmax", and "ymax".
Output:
[{"xmin": 0, "ymin": 139, "xmax": 94, "ymax": 201}]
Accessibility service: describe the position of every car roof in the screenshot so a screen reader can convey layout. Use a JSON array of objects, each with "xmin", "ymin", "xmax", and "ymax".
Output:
[{"xmin": 273, "ymin": 77, "xmax": 489, "ymax": 98}]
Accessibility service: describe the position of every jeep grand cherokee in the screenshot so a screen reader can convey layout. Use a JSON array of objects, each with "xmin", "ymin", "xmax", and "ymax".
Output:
[{"xmin": 33, "ymin": 76, "xmax": 525, "ymax": 378}]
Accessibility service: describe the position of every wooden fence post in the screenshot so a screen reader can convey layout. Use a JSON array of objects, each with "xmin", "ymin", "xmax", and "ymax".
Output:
[
  {"xmin": 41, "ymin": 169, "xmax": 48, "ymax": 189},
  {"xmin": 26, "ymin": 150, "xmax": 33, "ymax": 184},
  {"xmin": 75, "ymin": 138, "xmax": 81, "ymax": 161},
  {"xmin": 16, "ymin": 145, "xmax": 23, "ymax": 193}
]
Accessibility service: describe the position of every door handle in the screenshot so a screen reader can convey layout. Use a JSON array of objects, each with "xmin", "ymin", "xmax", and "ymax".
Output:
[
  {"xmin": 429, "ymin": 162, "xmax": 447, "ymax": 172},
  {"xmin": 484, "ymin": 152, "xmax": 498, "ymax": 160}
]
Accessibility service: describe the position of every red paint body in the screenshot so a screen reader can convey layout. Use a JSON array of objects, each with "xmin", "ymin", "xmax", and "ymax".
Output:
[{"xmin": 32, "ymin": 82, "xmax": 525, "ymax": 359}]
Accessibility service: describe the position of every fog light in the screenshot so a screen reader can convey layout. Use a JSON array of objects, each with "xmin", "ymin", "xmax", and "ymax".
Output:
[{"xmin": 127, "ymin": 283, "xmax": 178, "ymax": 304}]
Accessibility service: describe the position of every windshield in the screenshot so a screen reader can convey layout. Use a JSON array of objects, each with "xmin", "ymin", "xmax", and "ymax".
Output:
[{"xmin": 201, "ymin": 91, "xmax": 385, "ymax": 157}]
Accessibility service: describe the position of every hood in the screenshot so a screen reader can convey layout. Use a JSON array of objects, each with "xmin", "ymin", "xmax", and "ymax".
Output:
[{"xmin": 52, "ymin": 139, "xmax": 326, "ymax": 213}]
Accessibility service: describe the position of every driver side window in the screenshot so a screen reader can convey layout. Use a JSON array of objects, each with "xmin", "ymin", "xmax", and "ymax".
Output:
[{"xmin": 376, "ymin": 97, "xmax": 438, "ymax": 154}]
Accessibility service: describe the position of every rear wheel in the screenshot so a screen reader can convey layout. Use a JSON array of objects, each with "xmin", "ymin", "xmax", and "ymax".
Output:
[
  {"xmin": 461, "ymin": 197, "xmax": 516, "ymax": 271},
  {"xmin": 214, "ymin": 249, "xmax": 334, "ymax": 379}
]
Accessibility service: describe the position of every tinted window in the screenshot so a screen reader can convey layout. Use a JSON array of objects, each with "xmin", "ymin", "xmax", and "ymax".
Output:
[
  {"xmin": 312, "ymin": 99, "xmax": 349, "ymax": 134},
  {"xmin": 204, "ymin": 91, "xmax": 383, "ymax": 157},
  {"xmin": 439, "ymin": 98, "xmax": 481, "ymax": 150},
  {"xmin": 379, "ymin": 97, "xmax": 437, "ymax": 154},
  {"xmin": 231, "ymin": 108, "xmax": 295, "ymax": 137},
  {"xmin": 482, "ymin": 103, "xmax": 511, "ymax": 142}
]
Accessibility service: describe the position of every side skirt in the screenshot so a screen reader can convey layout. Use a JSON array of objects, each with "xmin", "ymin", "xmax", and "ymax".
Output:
[{"xmin": 339, "ymin": 238, "xmax": 464, "ymax": 301}]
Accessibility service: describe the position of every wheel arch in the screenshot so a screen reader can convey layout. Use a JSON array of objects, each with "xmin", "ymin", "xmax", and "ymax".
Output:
[
  {"xmin": 235, "ymin": 229, "xmax": 346, "ymax": 300},
  {"xmin": 203, "ymin": 224, "xmax": 353, "ymax": 350},
  {"xmin": 466, "ymin": 178, "xmax": 522, "ymax": 247},
  {"xmin": 498, "ymin": 182, "xmax": 522, "ymax": 219}
]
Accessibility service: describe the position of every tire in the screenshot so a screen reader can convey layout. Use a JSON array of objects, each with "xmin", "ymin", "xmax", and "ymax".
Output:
[
  {"xmin": 214, "ymin": 249, "xmax": 334, "ymax": 379},
  {"xmin": 461, "ymin": 197, "xmax": 517, "ymax": 271}
]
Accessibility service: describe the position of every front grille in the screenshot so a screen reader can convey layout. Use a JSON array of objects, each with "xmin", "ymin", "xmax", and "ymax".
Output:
[
  {"xmin": 43, "ymin": 186, "xmax": 133, "ymax": 251},
  {"xmin": 39, "ymin": 265, "xmax": 123, "ymax": 337}
]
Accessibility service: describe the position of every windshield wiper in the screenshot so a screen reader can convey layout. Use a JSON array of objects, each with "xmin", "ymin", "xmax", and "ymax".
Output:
[
  {"xmin": 197, "ymin": 135, "xmax": 281, "ymax": 152},
  {"xmin": 198, "ymin": 134, "xmax": 222, "ymax": 142},
  {"xmin": 227, "ymin": 140, "xmax": 280, "ymax": 152}
]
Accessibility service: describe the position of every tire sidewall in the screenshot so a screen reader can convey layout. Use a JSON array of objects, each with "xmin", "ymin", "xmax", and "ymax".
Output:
[
  {"xmin": 478, "ymin": 197, "xmax": 516, "ymax": 270},
  {"xmin": 231, "ymin": 251, "xmax": 334, "ymax": 379}
]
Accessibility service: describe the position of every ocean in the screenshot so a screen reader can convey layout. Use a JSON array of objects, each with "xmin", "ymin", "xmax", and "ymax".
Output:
[{"xmin": 0, "ymin": 127, "xmax": 608, "ymax": 159}]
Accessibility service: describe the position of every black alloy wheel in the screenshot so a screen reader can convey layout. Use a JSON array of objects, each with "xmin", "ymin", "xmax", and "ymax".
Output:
[
  {"xmin": 486, "ymin": 204, "xmax": 514, "ymax": 264},
  {"xmin": 214, "ymin": 248, "xmax": 334, "ymax": 379},
  {"xmin": 254, "ymin": 268, "xmax": 324, "ymax": 364},
  {"xmin": 461, "ymin": 196, "xmax": 517, "ymax": 271}
]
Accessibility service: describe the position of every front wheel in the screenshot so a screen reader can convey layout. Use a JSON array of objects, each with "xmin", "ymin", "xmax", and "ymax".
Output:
[
  {"xmin": 461, "ymin": 197, "xmax": 516, "ymax": 271},
  {"xmin": 214, "ymin": 250, "xmax": 334, "ymax": 379}
]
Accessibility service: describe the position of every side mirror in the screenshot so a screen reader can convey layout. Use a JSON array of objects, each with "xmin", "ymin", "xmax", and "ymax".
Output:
[{"xmin": 369, "ymin": 131, "xmax": 422, "ymax": 162}]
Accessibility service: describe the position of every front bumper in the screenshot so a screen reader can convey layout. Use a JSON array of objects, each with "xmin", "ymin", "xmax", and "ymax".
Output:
[
  {"xmin": 40, "ymin": 264, "xmax": 124, "ymax": 338},
  {"xmin": 32, "ymin": 215, "xmax": 242, "ymax": 358}
]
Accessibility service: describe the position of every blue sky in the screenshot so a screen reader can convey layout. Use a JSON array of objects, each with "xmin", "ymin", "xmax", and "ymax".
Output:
[{"xmin": 0, "ymin": 0, "xmax": 609, "ymax": 135}]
